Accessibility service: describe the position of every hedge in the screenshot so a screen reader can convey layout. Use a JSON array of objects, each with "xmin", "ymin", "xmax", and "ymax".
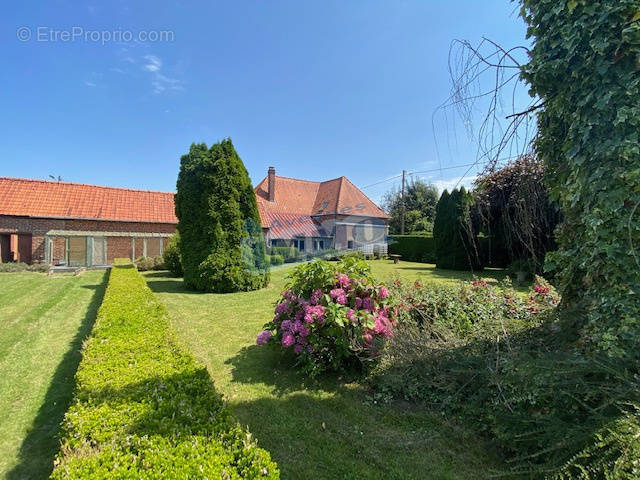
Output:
[
  {"xmin": 51, "ymin": 260, "xmax": 279, "ymax": 479},
  {"xmin": 269, "ymin": 254, "xmax": 284, "ymax": 266},
  {"xmin": 0, "ymin": 262, "xmax": 49, "ymax": 273},
  {"xmin": 268, "ymin": 246, "xmax": 299, "ymax": 263},
  {"xmin": 388, "ymin": 235, "xmax": 436, "ymax": 263}
]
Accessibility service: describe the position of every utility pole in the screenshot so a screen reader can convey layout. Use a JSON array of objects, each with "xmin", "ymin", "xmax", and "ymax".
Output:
[{"xmin": 400, "ymin": 169, "xmax": 406, "ymax": 235}]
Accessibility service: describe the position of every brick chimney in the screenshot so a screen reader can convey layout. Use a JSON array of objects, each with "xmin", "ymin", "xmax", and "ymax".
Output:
[{"xmin": 268, "ymin": 166, "xmax": 276, "ymax": 202}]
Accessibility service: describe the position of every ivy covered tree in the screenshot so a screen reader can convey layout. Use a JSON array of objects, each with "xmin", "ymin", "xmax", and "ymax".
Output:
[
  {"xmin": 383, "ymin": 179, "xmax": 439, "ymax": 234},
  {"xmin": 434, "ymin": 187, "xmax": 481, "ymax": 270},
  {"xmin": 522, "ymin": 0, "xmax": 640, "ymax": 360},
  {"xmin": 175, "ymin": 139, "xmax": 269, "ymax": 293}
]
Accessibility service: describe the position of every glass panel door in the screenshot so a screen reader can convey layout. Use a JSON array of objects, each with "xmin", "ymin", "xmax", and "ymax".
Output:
[{"xmin": 92, "ymin": 237, "xmax": 106, "ymax": 265}]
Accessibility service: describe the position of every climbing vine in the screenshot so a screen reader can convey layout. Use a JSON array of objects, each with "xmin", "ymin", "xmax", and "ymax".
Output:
[{"xmin": 521, "ymin": 0, "xmax": 640, "ymax": 360}]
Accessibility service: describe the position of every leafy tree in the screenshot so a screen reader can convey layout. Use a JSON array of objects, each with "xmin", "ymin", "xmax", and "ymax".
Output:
[
  {"xmin": 175, "ymin": 139, "xmax": 269, "ymax": 293},
  {"xmin": 434, "ymin": 187, "xmax": 480, "ymax": 271},
  {"xmin": 473, "ymin": 154, "xmax": 561, "ymax": 268},
  {"xmin": 383, "ymin": 179, "xmax": 438, "ymax": 234}
]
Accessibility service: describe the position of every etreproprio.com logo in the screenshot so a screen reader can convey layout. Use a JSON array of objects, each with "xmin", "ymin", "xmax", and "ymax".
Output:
[{"xmin": 17, "ymin": 26, "xmax": 174, "ymax": 45}]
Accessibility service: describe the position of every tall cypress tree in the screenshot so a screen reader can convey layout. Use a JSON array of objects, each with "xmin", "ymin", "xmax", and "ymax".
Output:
[
  {"xmin": 433, "ymin": 189, "xmax": 450, "ymax": 262},
  {"xmin": 175, "ymin": 139, "xmax": 269, "ymax": 293},
  {"xmin": 434, "ymin": 187, "xmax": 480, "ymax": 271}
]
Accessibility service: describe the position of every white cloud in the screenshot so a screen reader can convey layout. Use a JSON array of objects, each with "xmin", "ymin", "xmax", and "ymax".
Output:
[
  {"xmin": 432, "ymin": 175, "xmax": 477, "ymax": 194},
  {"xmin": 140, "ymin": 56, "xmax": 184, "ymax": 94},
  {"xmin": 84, "ymin": 81, "xmax": 97, "ymax": 87},
  {"xmin": 143, "ymin": 55, "xmax": 162, "ymax": 72},
  {"xmin": 112, "ymin": 50, "xmax": 184, "ymax": 95}
]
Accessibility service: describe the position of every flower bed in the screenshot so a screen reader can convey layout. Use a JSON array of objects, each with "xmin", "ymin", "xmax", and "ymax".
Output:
[
  {"xmin": 392, "ymin": 275, "xmax": 560, "ymax": 334},
  {"xmin": 51, "ymin": 260, "xmax": 278, "ymax": 479},
  {"xmin": 257, "ymin": 256, "xmax": 398, "ymax": 376}
]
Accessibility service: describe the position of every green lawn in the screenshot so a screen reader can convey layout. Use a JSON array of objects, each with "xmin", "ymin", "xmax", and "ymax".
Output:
[
  {"xmin": 0, "ymin": 270, "xmax": 107, "ymax": 480},
  {"xmin": 143, "ymin": 260, "xmax": 508, "ymax": 479}
]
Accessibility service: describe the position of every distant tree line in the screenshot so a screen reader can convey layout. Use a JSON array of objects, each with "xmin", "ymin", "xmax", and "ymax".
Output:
[{"xmin": 382, "ymin": 179, "xmax": 438, "ymax": 235}]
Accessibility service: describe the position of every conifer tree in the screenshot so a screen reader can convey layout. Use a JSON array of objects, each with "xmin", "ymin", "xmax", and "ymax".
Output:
[
  {"xmin": 175, "ymin": 139, "xmax": 269, "ymax": 292},
  {"xmin": 434, "ymin": 187, "xmax": 480, "ymax": 270}
]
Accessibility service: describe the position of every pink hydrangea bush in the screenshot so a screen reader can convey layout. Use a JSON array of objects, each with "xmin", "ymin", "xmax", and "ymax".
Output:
[{"xmin": 256, "ymin": 255, "xmax": 399, "ymax": 376}]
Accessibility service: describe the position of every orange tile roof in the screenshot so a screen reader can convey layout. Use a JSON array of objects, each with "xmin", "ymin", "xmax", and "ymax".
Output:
[
  {"xmin": 255, "ymin": 174, "xmax": 388, "ymax": 227},
  {"xmin": 0, "ymin": 177, "xmax": 177, "ymax": 223},
  {"xmin": 1, "ymin": 173, "xmax": 387, "ymax": 229}
]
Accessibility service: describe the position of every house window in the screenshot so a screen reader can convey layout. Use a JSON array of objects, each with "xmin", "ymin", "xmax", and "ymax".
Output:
[
  {"xmin": 314, "ymin": 239, "xmax": 325, "ymax": 250},
  {"xmin": 347, "ymin": 240, "xmax": 354, "ymax": 249},
  {"xmin": 294, "ymin": 239, "xmax": 305, "ymax": 251}
]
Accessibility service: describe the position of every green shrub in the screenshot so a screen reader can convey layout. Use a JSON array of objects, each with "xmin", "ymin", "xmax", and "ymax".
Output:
[
  {"xmin": 269, "ymin": 254, "xmax": 284, "ymax": 266},
  {"xmin": 151, "ymin": 255, "xmax": 165, "ymax": 270},
  {"xmin": 269, "ymin": 246, "xmax": 299, "ymax": 263},
  {"xmin": 372, "ymin": 277, "xmax": 640, "ymax": 476},
  {"xmin": 388, "ymin": 235, "xmax": 435, "ymax": 263},
  {"xmin": 135, "ymin": 256, "xmax": 166, "ymax": 272},
  {"xmin": 162, "ymin": 233, "xmax": 183, "ymax": 277},
  {"xmin": 0, "ymin": 262, "xmax": 48, "ymax": 273},
  {"xmin": 134, "ymin": 256, "xmax": 154, "ymax": 271},
  {"xmin": 51, "ymin": 261, "xmax": 279, "ymax": 479},
  {"xmin": 175, "ymin": 139, "xmax": 269, "ymax": 292}
]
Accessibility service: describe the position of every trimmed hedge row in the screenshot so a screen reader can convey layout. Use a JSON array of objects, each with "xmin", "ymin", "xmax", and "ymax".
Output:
[
  {"xmin": 268, "ymin": 246, "xmax": 300, "ymax": 263},
  {"xmin": 51, "ymin": 261, "xmax": 279, "ymax": 479},
  {"xmin": 388, "ymin": 235, "xmax": 436, "ymax": 263}
]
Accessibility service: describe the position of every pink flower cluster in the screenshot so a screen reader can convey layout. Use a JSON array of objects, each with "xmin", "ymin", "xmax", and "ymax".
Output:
[
  {"xmin": 533, "ymin": 284, "xmax": 550, "ymax": 294},
  {"xmin": 257, "ymin": 270, "xmax": 397, "ymax": 362},
  {"xmin": 256, "ymin": 330, "xmax": 272, "ymax": 345}
]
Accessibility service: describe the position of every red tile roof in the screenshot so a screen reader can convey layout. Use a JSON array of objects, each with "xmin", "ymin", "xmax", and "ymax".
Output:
[
  {"xmin": 255, "ymin": 174, "xmax": 388, "ymax": 228},
  {"xmin": 0, "ymin": 177, "xmax": 177, "ymax": 224},
  {"xmin": 1, "ymin": 173, "xmax": 387, "ymax": 230}
]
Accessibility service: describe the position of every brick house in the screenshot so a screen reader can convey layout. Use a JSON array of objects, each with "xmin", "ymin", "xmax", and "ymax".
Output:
[
  {"xmin": 0, "ymin": 170, "xmax": 388, "ymax": 266},
  {"xmin": 0, "ymin": 177, "xmax": 176, "ymax": 266},
  {"xmin": 255, "ymin": 167, "xmax": 389, "ymax": 253}
]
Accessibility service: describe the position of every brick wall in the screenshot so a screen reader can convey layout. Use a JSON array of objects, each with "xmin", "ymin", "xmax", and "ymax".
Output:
[
  {"xmin": 0, "ymin": 215, "xmax": 176, "ymax": 264},
  {"xmin": 107, "ymin": 237, "xmax": 134, "ymax": 263}
]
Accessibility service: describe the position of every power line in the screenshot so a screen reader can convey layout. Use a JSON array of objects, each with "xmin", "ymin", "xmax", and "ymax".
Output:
[
  {"xmin": 361, "ymin": 155, "xmax": 523, "ymax": 190},
  {"xmin": 360, "ymin": 173, "xmax": 403, "ymax": 189},
  {"xmin": 361, "ymin": 161, "xmax": 480, "ymax": 189},
  {"xmin": 411, "ymin": 161, "xmax": 481, "ymax": 176}
]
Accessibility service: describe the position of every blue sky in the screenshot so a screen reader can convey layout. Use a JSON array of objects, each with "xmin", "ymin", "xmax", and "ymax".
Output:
[{"xmin": 0, "ymin": 1, "xmax": 530, "ymax": 204}]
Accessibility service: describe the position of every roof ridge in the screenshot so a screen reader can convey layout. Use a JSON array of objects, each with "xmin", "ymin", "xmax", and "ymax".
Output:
[
  {"xmin": 334, "ymin": 176, "xmax": 345, "ymax": 209},
  {"xmin": 271, "ymin": 174, "xmax": 345, "ymax": 185},
  {"xmin": 341, "ymin": 176, "xmax": 389, "ymax": 216},
  {"xmin": 273, "ymin": 174, "xmax": 322, "ymax": 184},
  {"xmin": 0, "ymin": 176, "xmax": 175, "ymax": 196}
]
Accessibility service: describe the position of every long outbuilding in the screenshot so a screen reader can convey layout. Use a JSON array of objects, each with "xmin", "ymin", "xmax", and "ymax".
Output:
[{"xmin": 0, "ymin": 167, "xmax": 389, "ymax": 267}]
